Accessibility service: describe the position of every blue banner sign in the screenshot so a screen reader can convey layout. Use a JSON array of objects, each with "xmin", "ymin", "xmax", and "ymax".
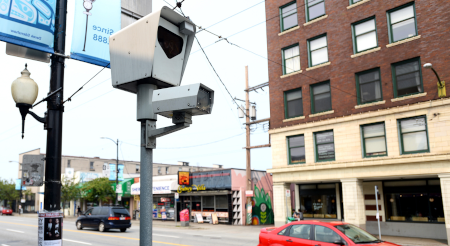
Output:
[
  {"xmin": 70, "ymin": 0, "xmax": 121, "ymax": 67},
  {"xmin": 0, "ymin": 0, "xmax": 57, "ymax": 53},
  {"xmin": 109, "ymin": 163, "xmax": 124, "ymax": 181},
  {"xmin": 15, "ymin": 178, "xmax": 26, "ymax": 190}
]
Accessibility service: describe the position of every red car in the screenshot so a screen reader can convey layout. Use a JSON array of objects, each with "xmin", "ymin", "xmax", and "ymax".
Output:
[
  {"xmin": 259, "ymin": 221, "xmax": 399, "ymax": 246},
  {"xmin": 1, "ymin": 207, "xmax": 13, "ymax": 215}
]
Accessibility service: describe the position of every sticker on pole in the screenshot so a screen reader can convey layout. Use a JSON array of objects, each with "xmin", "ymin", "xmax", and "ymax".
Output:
[
  {"xmin": 38, "ymin": 212, "xmax": 63, "ymax": 246},
  {"xmin": 286, "ymin": 190, "xmax": 291, "ymax": 197}
]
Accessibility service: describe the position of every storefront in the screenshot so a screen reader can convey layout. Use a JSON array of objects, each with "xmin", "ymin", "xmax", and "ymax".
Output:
[
  {"xmin": 111, "ymin": 178, "xmax": 135, "ymax": 212},
  {"xmin": 298, "ymin": 183, "xmax": 340, "ymax": 219}
]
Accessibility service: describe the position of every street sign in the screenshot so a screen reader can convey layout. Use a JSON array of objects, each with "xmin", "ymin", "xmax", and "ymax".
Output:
[
  {"xmin": 175, "ymin": 193, "xmax": 179, "ymax": 199},
  {"xmin": 246, "ymin": 190, "xmax": 254, "ymax": 197},
  {"xmin": 286, "ymin": 190, "xmax": 291, "ymax": 197},
  {"xmin": 22, "ymin": 155, "xmax": 45, "ymax": 186}
]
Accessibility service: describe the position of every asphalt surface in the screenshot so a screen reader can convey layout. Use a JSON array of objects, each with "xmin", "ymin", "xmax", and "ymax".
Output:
[{"xmin": 0, "ymin": 215, "xmax": 261, "ymax": 246}]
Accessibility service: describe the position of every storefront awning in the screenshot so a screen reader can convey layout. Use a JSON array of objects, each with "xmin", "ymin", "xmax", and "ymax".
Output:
[
  {"xmin": 111, "ymin": 178, "xmax": 135, "ymax": 197},
  {"xmin": 131, "ymin": 180, "xmax": 177, "ymax": 195}
]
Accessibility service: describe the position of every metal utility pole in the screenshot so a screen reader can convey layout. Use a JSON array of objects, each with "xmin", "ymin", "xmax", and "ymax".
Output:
[
  {"xmin": 101, "ymin": 137, "xmax": 120, "ymax": 205},
  {"xmin": 44, "ymin": 0, "xmax": 68, "ymax": 212},
  {"xmin": 245, "ymin": 66, "xmax": 252, "ymax": 225}
]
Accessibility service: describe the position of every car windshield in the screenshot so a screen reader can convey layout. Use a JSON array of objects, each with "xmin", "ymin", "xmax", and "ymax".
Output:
[
  {"xmin": 112, "ymin": 208, "xmax": 130, "ymax": 217},
  {"xmin": 335, "ymin": 224, "xmax": 379, "ymax": 244}
]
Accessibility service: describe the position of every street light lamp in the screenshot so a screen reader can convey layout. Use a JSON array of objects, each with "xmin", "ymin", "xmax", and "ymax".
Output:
[
  {"xmin": 101, "ymin": 137, "xmax": 119, "ymax": 205},
  {"xmin": 423, "ymin": 63, "xmax": 446, "ymax": 98}
]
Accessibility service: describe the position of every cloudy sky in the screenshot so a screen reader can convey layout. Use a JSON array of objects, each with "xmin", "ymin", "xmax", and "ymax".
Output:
[{"xmin": 0, "ymin": 0, "xmax": 271, "ymax": 180}]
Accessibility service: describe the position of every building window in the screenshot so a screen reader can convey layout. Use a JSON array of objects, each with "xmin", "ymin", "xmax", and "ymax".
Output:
[
  {"xmin": 308, "ymin": 34, "xmax": 328, "ymax": 67},
  {"xmin": 179, "ymin": 167, "xmax": 182, "ymax": 171},
  {"xmin": 361, "ymin": 123, "xmax": 387, "ymax": 157},
  {"xmin": 166, "ymin": 167, "xmax": 169, "ymax": 174},
  {"xmin": 305, "ymin": 0, "xmax": 325, "ymax": 22},
  {"xmin": 384, "ymin": 179, "xmax": 443, "ymax": 223},
  {"xmin": 136, "ymin": 164, "xmax": 140, "ymax": 173},
  {"xmin": 282, "ymin": 44, "xmax": 300, "ymax": 75},
  {"xmin": 356, "ymin": 68, "xmax": 382, "ymax": 104},
  {"xmin": 67, "ymin": 160, "xmax": 71, "ymax": 168},
  {"xmin": 284, "ymin": 88, "xmax": 303, "ymax": 119},
  {"xmin": 314, "ymin": 130, "xmax": 335, "ymax": 162},
  {"xmin": 387, "ymin": 3, "xmax": 418, "ymax": 43},
  {"xmin": 288, "ymin": 135, "xmax": 305, "ymax": 164},
  {"xmin": 89, "ymin": 162, "xmax": 94, "ymax": 171},
  {"xmin": 158, "ymin": 167, "xmax": 161, "ymax": 175},
  {"xmin": 398, "ymin": 116, "xmax": 429, "ymax": 154},
  {"xmin": 299, "ymin": 184, "xmax": 337, "ymax": 218},
  {"xmin": 350, "ymin": 0, "xmax": 364, "ymax": 4},
  {"xmin": 352, "ymin": 17, "xmax": 377, "ymax": 53},
  {"xmin": 310, "ymin": 81, "xmax": 331, "ymax": 114},
  {"xmin": 280, "ymin": 1, "xmax": 298, "ymax": 32},
  {"xmin": 392, "ymin": 58, "xmax": 423, "ymax": 97}
]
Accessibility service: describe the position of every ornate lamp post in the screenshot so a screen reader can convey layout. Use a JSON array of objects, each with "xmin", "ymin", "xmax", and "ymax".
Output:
[{"xmin": 423, "ymin": 63, "xmax": 446, "ymax": 98}]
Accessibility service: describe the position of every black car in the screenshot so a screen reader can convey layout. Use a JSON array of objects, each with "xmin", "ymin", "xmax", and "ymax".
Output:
[{"xmin": 76, "ymin": 206, "xmax": 131, "ymax": 232}]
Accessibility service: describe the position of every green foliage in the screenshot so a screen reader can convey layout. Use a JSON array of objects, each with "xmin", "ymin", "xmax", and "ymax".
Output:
[
  {"xmin": 0, "ymin": 179, "xmax": 20, "ymax": 207},
  {"xmin": 61, "ymin": 177, "xmax": 81, "ymax": 216},
  {"xmin": 81, "ymin": 178, "xmax": 115, "ymax": 204}
]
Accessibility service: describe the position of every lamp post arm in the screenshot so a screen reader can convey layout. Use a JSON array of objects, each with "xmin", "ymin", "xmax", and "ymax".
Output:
[
  {"xmin": 28, "ymin": 111, "xmax": 46, "ymax": 124},
  {"xmin": 431, "ymin": 68, "xmax": 443, "ymax": 86}
]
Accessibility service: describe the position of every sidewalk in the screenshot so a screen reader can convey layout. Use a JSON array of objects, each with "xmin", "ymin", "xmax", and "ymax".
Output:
[{"xmin": 12, "ymin": 213, "xmax": 448, "ymax": 245}]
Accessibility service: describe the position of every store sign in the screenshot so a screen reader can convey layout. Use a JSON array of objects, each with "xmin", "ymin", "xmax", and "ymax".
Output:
[
  {"xmin": 153, "ymin": 183, "xmax": 171, "ymax": 194},
  {"xmin": 178, "ymin": 171, "xmax": 190, "ymax": 185},
  {"xmin": 161, "ymin": 198, "xmax": 171, "ymax": 202},
  {"xmin": 0, "ymin": 0, "xmax": 57, "ymax": 53},
  {"xmin": 79, "ymin": 172, "xmax": 101, "ymax": 183},
  {"xmin": 190, "ymin": 170, "xmax": 231, "ymax": 190},
  {"xmin": 177, "ymin": 184, "xmax": 206, "ymax": 193}
]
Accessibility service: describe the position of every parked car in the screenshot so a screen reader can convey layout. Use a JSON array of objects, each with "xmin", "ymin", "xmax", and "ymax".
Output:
[
  {"xmin": 258, "ymin": 221, "xmax": 399, "ymax": 246},
  {"xmin": 1, "ymin": 207, "xmax": 13, "ymax": 215},
  {"xmin": 76, "ymin": 206, "xmax": 131, "ymax": 232}
]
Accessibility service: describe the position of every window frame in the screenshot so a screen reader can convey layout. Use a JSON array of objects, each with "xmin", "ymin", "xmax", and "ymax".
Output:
[
  {"xmin": 89, "ymin": 161, "xmax": 94, "ymax": 171},
  {"xmin": 279, "ymin": 1, "xmax": 298, "ymax": 32},
  {"xmin": 351, "ymin": 16, "xmax": 378, "ymax": 54},
  {"xmin": 305, "ymin": 0, "xmax": 326, "ymax": 22},
  {"xmin": 360, "ymin": 122, "xmax": 388, "ymax": 158},
  {"xmin": 282, "ymin": 43, "xmax": 301, "ymax": 75},
  {"xmin": 310, "ymin": 81, "xmax": 332, "ymax": 114},
  {"xmin": 391, "ymin": 57, "xmax": 423, "ymax": 98},
  {"xmin": 349, "ymin": 0, "xmax": 364, "ymax": 4},
  {"xmin": 287, "ymin": 134, "xmax": 306, "ymax": 165},
  {"xmin": 386, "ymin": 2, "xmax": 418, "ymax": 44},
  {"xmin": 307, "ymin": 34, "xmax": 328, "ymax": 67},
  {"xmin": 355, "ymin": 67, "xmax": 383, "ymax": 105},
  {"xmin": 397, "ymin": 115, "xmax": 430, "ymax": 155},
  {"xmin": 284, "ymin": 88, "xmax": 303, "ymax": 119},
  {"xmin": 314, "ymin": 130, "xmax": 335, "ymax": 162}
]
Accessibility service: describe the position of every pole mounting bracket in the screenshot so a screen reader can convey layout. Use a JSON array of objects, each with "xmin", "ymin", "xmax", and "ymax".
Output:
[{"xmin": 145, "ymin": 112, "xmax": 191, "ymax": 149}]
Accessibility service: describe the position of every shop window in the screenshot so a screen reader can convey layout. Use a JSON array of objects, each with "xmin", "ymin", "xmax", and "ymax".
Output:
[
  {"xmin": 308, "ymin": 34, "xmax": 328, "ymax": 67},
  {"xmin": 282, "ymin": 44, "xmax": 301, "ymax": 75},
  {"xmin": 153, "ymin": 197, "xmax": 175, "ymax": 220},
  {"xmin": 280, "ymin": 1, "xmax": 298, "ymax": 32},
  {"xmin": 314, "ymin": 130, "xmax": 335, "ymax": 162},
  {"xmin": 356, "ymin": 68, "xmax": 382, "ymax": 104},
  {"xmin": 361, "ymin": 122, "xmax": 387, "ymax": 157},
  {"xmin": 299, "ymin": 184, "xmax": 337, "ymax": 219},
  {"xmin": 192, "ymin": 196, "xmax": 201, "ymax": 212},
  {"xmin": 89, "ymin": 162, "xmax": 94, "ymax": 171},
  {"xmin": 352, "ymin": 17, "xmax": 377, "ymax": 53},
  {"xmin": 392, "ymin": 58, "xmax": 423, "ymax": 98},
  {"xmin": 203, "ymin": 196, "xmax": 214, "ymax": 212},
  {"xmin": 387, "ymin": 3, "xmax": 418, "ymax": 43},
  {"xmin": 310, "ymin": 81, "xmax": 331, "ymax": 114},
  {"xmin": 305, "ymin": 0, "xmax": 325, "ymax": 22},
  {"xmin": 288, "ymin": 135, "xmax": 306, "ymax": 164},
  {"xmin": 284, "ymin": 88, "xmax": 303, "ymax": 119},
  {"xmin": 398, "ymin": 116, "xmax": 429, "ymax": 154},
  {"xmin": 384, "ymin": 179, "xmax": 444, "ymax": 223},
  {"xmin": 215, "ymin": 195, "xmax": 228, "ymax": 212}
]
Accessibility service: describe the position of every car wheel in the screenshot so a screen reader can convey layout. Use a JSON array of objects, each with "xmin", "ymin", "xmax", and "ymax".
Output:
[
  {"xmin": 120, "ymin": 228, "xmax": 127, "ymax": 232},
  {"xmin": 99, "ymin": 222, "xmax": 108, "ymax": 232},
  {"xmin": 76, "ymin": 221, "xmax": 83, "ymax": 230}
]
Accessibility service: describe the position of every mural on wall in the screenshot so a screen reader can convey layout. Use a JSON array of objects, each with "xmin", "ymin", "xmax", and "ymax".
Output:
[{"xmin": 252, "ymin": 185, "xmax": 274, "ymax": 225}]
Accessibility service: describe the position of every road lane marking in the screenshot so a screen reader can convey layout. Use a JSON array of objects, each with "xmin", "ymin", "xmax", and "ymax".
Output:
[
  {"xmin": 63, "ymin": 239, "xmax": 92, "ymax": 245},
  {"xmin": 154, "ymin": 234, "xmax": 180, "ymax": 238},
  {"xmin": 0, "ymin": 221, "xmax": 190, "ymax": 246},
  {"xmin": 6, "ymin": 229, "xmax": 24, "ymax": 233}
]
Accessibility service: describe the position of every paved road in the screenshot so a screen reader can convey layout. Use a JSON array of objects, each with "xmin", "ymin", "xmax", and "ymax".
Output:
[{"xmin": 0, "ymin": 215, "xmax": 260, "ymax": 246}]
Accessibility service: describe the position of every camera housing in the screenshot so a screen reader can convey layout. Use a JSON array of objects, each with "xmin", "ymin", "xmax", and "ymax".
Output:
[
  {"xmin": 109, "ymin": 6, "xmax": 196, "ymax": 93},
  {"xmin": 152, "ymin": 83, "xmax": 214, "ymax": 118}
]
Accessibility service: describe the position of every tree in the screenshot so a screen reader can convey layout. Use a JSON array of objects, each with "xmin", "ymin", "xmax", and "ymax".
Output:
[
  {"xmin": 82, "ymin": 178, "xmax": 115, "ymax": 205},
  {"xmin": 0, "ymin": 179, "xmax": 20, "ymax": 207},
  {"xmin": 61, "ymin": 177, "xmax": 81, "ymax": 217}
]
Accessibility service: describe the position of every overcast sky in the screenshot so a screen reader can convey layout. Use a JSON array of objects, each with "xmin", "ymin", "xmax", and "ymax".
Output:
[{"xmin": 0, "ymin": 0, "xmax": 271, "ymax": 181}]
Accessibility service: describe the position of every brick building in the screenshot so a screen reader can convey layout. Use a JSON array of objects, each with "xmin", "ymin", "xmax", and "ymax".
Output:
[{"xmin": 266, "ymin": 0, "xmax": 450, "ymax": 241}]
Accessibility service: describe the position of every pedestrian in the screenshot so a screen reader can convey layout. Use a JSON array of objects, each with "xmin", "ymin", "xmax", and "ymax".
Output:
[
  {"xmin": 297, "ymin": 209, "xmax": 304, "ymax": 221},
  {"xmin": 77, "ymin": 206, "xmax": 81, "ymax": 217}
]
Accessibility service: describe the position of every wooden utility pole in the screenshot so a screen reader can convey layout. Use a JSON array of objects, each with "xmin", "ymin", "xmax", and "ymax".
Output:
[{"xmin": 245, "ymin": 66, "xmax": 252, "ymax": 226}]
